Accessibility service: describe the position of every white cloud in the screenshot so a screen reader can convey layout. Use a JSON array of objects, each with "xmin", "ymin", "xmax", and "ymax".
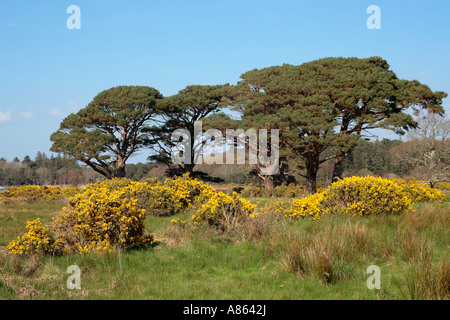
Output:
[
  {"xmin": 49, "ymin": 108, "xmax": 62, "ymax": 116},
  {"xmin": 19, "ymin": 111, "xmax": 34, "ymax": 119},
  {"xmin": 0, "ymin": 110, "xmax": 12, "ymax": 124}
]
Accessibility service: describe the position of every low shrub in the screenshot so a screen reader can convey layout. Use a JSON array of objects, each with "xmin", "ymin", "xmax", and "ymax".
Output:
[
  {"xmin": 0, "ymin": 185, "xmax": 80, "ymax": 204},
  {"xmin": 288, "ymin": 192, "xmax": 324, "ymax": 220},
  {"xmin": 255, "ymin": 194, "xmax": 323, "ymax": 220},
  {"xmin": 392, "ymin": 178, "xmax": 447, "ymax": 203},
  {"xmin": 6, "ymin": 219, "xmax": 54, "ymax": 255},
  {"xmin": 254, "ymin": 200, "xmax": 291, "ymax": 219},
  {"xmin": 435, "ymin": 181, "xmax": 450, "ymax": 191},
  {"xmin": 172, "ymin": 191, "xmax": 256, "ymax": 233},
  {"xmin": 321, "ymin": 176, "xmax": 413, "ymax": 216},
  {"xmin": 7, "ymin": 185, "xmax": 156, "ymax": 256},
  {"xmin": 257, "ymin": 177, "xmax": 421, "ymax": 219},
  {"xmin": 80, "ymin": 175, "xmax": 214, "ymax": 217}
]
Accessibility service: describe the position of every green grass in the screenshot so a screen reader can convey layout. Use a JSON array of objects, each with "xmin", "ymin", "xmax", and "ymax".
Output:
[
  {"xmin": 0, "ymin": 202, "xmax": 64, "ymax": 247},
  {"xmin": 0, "ymin": 198, "xmax": 448, "ymax": 300}
]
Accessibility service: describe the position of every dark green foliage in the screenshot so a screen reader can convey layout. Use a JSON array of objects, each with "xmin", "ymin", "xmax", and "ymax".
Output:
[
  {"xmin": 341, "ymin": 139, "xmax": 402, "ymax": 176},
  {"xmin": 145, "ymin": 84, "xmax": 230, "ymax": 175},
  {"xmin": 230, "ymin": 57, "xmax": 446, "ymax": 193},
  {"xmin": 0, "ymin": 153, "xmax": 82, "ymax": 186},
  {"xmin": 50, "ymin": 86, "xmax": 163, "ymax": 179},
  {"xmin": 125, "ymin": 162, "xmax": 157, "ymax": 181}
]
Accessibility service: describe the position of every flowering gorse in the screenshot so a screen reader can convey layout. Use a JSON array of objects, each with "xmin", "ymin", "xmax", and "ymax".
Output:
[
  {"xmin": 190, "ymin": 191, "xmax": 256, "ymax": 228},
  {"xmin": 254, "ymin": 176, "xmax": 444, "ymax": 219},
  {"xmin": 1, "ymin": 185, "xmax": 80, "ymax": 204},
  {"xmin": 8, "ymin": 175, "xmax": 447, "ymax": 255},
  {"xmin": 391, "ymin": 178, "xmax": 447, "ymax": 203},
  {"xmin": 321, "ymin": 176, "xmax": 413, "ymax": 216},
  {"xmin": 8, "ymin": 182, "xmax": 156, "ymax": 255},
  {"xmin": 170, "ymin": 176, "xmax": 257, "ymax": 231},
  {"xmin": 434, "ymin": 181, "xmax": 450, "ymax": 191},
  {"xmin": 7, "ymin": 219, "xmax": 53, "ymax": 255},
  {"xmin": 288, "ymin": 192, "xmax": 324, "ymax": 220},
  {"xmin": 251, "ymin": 192, "xmax": 324, "ymax": 220}
]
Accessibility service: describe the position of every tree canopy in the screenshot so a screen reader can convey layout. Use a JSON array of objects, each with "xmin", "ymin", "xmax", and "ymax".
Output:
[
  {"xmin": 50, "ymin": 86, "xmax": 163, "ymax": 179},
  {"xmin": 229, "ymin": 57, "xmax": 447, "ymax": 193},
  {"xmin": 146, "ymin": 84, "xmax": 229, "ymax": 175},
  {"xmin": 46, "ymin": 57, "xmax": 447, "ymax": 192}
]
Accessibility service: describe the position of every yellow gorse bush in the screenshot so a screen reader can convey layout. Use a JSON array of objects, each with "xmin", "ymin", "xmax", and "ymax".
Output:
[
  {"xmin": 434, "ymin": 181, "xmax": 450, "ymax": 191},
  {"xmin": 83, "ymin": 178, "xmax": 187, "ymax": 217},
  {"xmin": 7, "ymin": 219, "xmax": 53, "ymax": 255},
  {"xmin": 8, "ymin": 174, "xmax": 447, "ymax": 255},
  {"xmin": 170, "ymin": 176, "xmax": 257, "ymax": 231},
  {"xmin": 253, "ymin": 200, "xmax": 290, "ymax": 218},
  {"xmin": 256, "ymin": 176, "xmax": 440, "ymax": 219},
  {"xmin": 7, "ymin": 174, "xmax": 230, "ymax": 255},
  {"xmin": 8, "ymin": 182, "xmax": 156, "ymax": 256},
  {"xmin": 321, "ymin": 176, "xmax": 413, "ymax": 216},
  {"xmin": 190, "ymin": 191, "xmax": 256, "ymax": 227},
  {"xmin": 0, "ymin": 185, "xmax": 80, "ymax": 204},
  {"xmin": 59, "ymin": 187, "xmax": 155, "ymax": 253},
  {"xmin": 288, "ymin": 192, "xmax": 324, "ymax": 220},
  {"xmin": 252, "ymin": 193, "xmax": 324, "ymax": 220},
  {"xmin": 85, "ymin": 175, "xmax": 220, "ymax": 217},
  {"xmin": 391, "ymin": 178, "xmax": 447, "ymax": 203}
]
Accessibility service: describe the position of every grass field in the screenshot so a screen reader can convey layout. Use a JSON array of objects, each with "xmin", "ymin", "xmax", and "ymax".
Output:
[{"xmin": 0, "ymin": 196, "xmax": 449, "ymax": 300}]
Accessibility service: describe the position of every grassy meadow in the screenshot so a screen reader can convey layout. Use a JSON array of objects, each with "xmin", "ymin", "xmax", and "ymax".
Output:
[{"xmin": 0, "ymin": 192, "xmax": 448, "ymax": 300}]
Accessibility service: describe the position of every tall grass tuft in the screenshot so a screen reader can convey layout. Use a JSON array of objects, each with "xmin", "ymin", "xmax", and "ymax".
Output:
[
  {"xmin": 395, "ymin": 227, "xmax": 434, "ymax": 263},
  {"xmin": 402, "ymin": 255, "xmax": 450, "ymax": 300},
  {"xmin": 273, "ymin": 219, "xmax": 378, "ymax": 284}
]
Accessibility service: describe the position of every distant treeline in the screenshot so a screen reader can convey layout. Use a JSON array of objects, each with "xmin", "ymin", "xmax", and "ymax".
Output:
[
  {"xmin": 0, "ymin": 152, "xmax": 158, "ymax": 186},
  {"xmin": 0, "ymin": 137, "xmax": 443, "ymax": 187}
]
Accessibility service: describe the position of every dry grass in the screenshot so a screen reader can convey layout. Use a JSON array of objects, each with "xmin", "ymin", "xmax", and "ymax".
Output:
[
  {"xmin": 394, "ymin": 227, "xmax": 434, "ymax": 263},
  {"xmin": 264, "ymin": 202, "xmax": 449, "ymax": 292},
  {"xmin": 403, "ymin": 203, "xmax": 450, "ymax": 233},
  {"xmin": 1, "ymin": 199, "xmax": 448, "ymax": 300},
  {"xmin": 270, "ymin": 221, "xmax": 378, "ymax": 284},
  {"xmin": 164, "ymin": 211, "xmax": 279, "ymax": 249},
  {"xmin": 402, "ymin": 255, "xmax": 450, "ymax": 300}
]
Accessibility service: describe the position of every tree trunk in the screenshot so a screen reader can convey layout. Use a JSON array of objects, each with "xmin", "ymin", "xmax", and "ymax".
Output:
[
  {"xmin": 262, "ymin": 175, "xmax": 274, "ymax": 189},
  {"xmin": 305, "ymin": 156, "xmax": 319, "ymax": 194},
  {"xmin": 114, "ymin": 165, "xmax": 126, "ymax": 178},
  {"xmin": 114, "ymin": 157, "xmax": 127, "ymax": 178},
  {"xmin": 306, "ymin": 170, "xmax": 317, "ymax": 195},
  {"xmin": 184, "ymin": 163, "xmax": 195, "ymax": 174},
  {"xmin": 183, "ymin": 132, "xmax": 197, "ymax": 175},
  {"xmin": 331, "ymin": 157, "xmax": 344, "ymax": 183},
  {"xmin": 279, "ymin": 161, "xmax": 289, "ymax": 186}
]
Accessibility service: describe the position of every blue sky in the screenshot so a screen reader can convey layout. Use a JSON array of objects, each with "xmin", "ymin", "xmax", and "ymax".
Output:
[{"xmin": 0, "ymin": 0, "xmax": 449, "ymax": 163}]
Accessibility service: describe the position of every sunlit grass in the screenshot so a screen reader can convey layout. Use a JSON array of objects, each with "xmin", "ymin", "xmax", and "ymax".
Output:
[{"xmin": 0, "ymin": 199, "xmax": 448, "ymax": 300}]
